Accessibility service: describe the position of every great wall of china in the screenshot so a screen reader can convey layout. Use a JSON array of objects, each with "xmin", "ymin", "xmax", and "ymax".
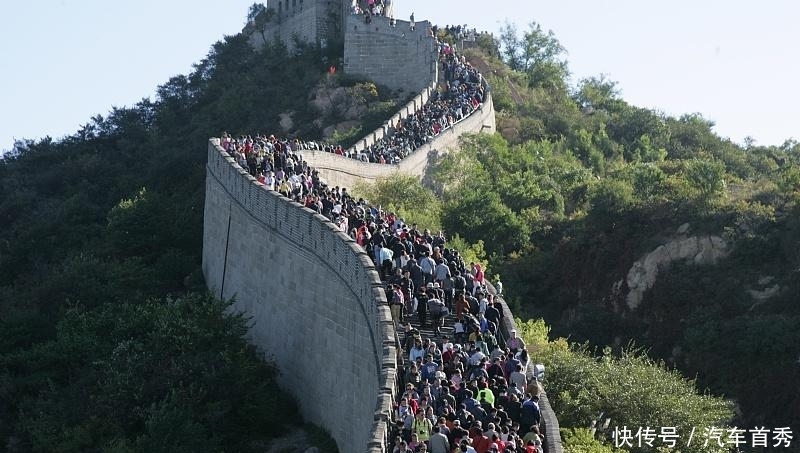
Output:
[{"xmin": 203, "ymin": 3, "xmax": 562, "ymax": 451}]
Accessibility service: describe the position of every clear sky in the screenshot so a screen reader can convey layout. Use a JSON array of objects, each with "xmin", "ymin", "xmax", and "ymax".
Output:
[{"xmin": 2, "ymin": 1, "xmax": 798, "ymax": 152}]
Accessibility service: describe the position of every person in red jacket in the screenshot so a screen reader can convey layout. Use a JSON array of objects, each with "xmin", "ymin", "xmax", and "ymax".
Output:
[{"xmin": 470, "ymin": 422, "xmax": 492, "ymax": 453}]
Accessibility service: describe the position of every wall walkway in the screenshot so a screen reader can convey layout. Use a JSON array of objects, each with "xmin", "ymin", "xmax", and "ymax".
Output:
[
  {"xmin": 203, "ymin": 140, "xmax": 397, "ymax": 453},
  {"xmin": 303, "ymin": 91, "xmax": 496, "ymax": 190},
  {"xmin": 206, "ymin": 11, "xmax": 562, "ymax": 451}
]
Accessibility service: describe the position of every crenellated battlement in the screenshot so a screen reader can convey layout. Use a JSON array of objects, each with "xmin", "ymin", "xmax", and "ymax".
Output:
[
  {"xmin": 343, "ymin": 13, "xmax": 437, "ymax": 94},
  {"xmin": 248, "ymin": 0, "xmax": 435, "ymax": 94}
]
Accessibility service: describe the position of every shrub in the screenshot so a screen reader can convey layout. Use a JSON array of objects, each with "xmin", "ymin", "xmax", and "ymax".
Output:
[{"xmin": 517, "ymin": 321, "xmax": 735, "ymax": 453}]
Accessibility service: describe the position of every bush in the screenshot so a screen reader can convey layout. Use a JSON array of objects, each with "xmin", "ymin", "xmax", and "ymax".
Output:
[
  {"xmin": 354, "ymin": 173, "xmax": 442, "ymax": 232},
  {"xmin": 442, "ymin": 190, "xmax": 530, "ymax": 256},
  {"xmin": 1, "ymin": 293, "xmax": 299, "ymax": 452},
  {"xmin": 517, "ymin": 321, "xmax": 734, "ymax": 453},
  {"xmin": 561, "ymin": 428, "xmax": 621, "ymax": 453}
]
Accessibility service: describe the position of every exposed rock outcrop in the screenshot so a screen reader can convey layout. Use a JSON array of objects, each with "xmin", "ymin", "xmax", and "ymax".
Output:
[
  {"xmin": 623, "ymin": 235, "xmax": 729, "ymax": 310},
  {"xmin": 279, "ymin": 112, "xmax": 294, "ymax": 132},
  {"xmin": 748, "ymin": 275, "xmax": 781, "ymax": 305}
]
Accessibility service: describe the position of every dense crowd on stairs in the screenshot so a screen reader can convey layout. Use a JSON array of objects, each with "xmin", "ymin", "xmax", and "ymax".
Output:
[
  {"xmin": 351, "ymin": 44, "xmax": 486, "ymax": 165},
  {"xmin": 372, "ymin": 220, "xmax": 546, "ymax": 453},
  {"xmin": 228, "ymin": 21, "xmax": 486, "ymax": 167},
  {"xmin": 219, "ymin": 15, "xmax": 543, "ymax": 453},
  {"xmin": 219, "ymin": 132, "xmax": 546, "ymax": 452}
]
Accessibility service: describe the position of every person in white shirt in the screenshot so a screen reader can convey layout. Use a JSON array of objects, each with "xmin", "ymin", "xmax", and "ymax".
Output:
[
  {"xmin": 264, "ymin": 171, "xmax": 276, "ymax": 191},
  {"xmin": 453, "ymin": 318, "xmax": 466, "ymax": 344},
  {"xmin": 470, "ymin": 348, "xmax": 486, "ymax": 367},
  {"xmin": 478, "ymin": 294, "xmax": 489, "ymax": 315},
  {"xmin": 506, "ymin": 330, "xmax": 526, "ymax": 353},
  {"xmin": 509, "ymin": 364, "xmax": 527, "ymax": 390}
]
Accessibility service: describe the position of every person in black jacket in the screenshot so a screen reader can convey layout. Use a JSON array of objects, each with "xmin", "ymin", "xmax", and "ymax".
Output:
[
  {"xmin": 407, "ymin": 259, "xmax": 425, "ymax": 294},
  {"xmin": 417, "ymin": 287, "xmax": 429, "ymax": 327}
]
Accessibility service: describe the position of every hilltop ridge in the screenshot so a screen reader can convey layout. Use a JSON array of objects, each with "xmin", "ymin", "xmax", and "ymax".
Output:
[
  {"xmin": 416, "ymin": 27, "xmax": 800, "ymax": 432},
  {"xmin": 0, "ymin": 6, "xmax": 797, "ymax": 452}
]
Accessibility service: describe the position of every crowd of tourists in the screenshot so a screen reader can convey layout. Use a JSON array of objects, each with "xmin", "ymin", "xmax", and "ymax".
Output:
[
  {"xmin": 222, "ymin": 42, "xmax": 486, "ymax": 168},
  {"xmin": 434, "ymin": 24, "xmax": 481, "ymax": 43},
  {"xmin": 220, "ymin": 130, "xmax": 542, "ymax": 453},
  {"xmin": 380, "ymin": 250, "xmax": 541, "ymax": 452},
  {"xmin": 321, "ymin": 15, "xmax": 488, "ymax": 164},
  {"xmin": 371, "ymin": 218, "xmax": 543, "ymax": 453},
  {"xmin": 355, "ymin": 57, "xmax": 485, "ymax": 165},
  {"xmin": 352, "ymin": 0, "xmax": 393, "ymax": 19},
  {"xmin": 389, "ymin": 326, "xmax": 544, "ymax": 453},
  {"xmin": 219, "ymin": 15, "xmax": 543, "ymax": 453}
]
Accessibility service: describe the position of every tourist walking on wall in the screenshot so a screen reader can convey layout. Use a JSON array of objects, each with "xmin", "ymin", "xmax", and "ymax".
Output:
[
  {"xmin": 384, "ymin": 0, "xmax": 394, "ymax": 17},
  {"xmin": 429, "ymin": 425, "xmax": 449, "ymax": 453},
  {"xmin": 410, "ymin": 12, "xmax": 415, "ymax": 31},
  {"xmin": 390, "ymin": 283, "xmax": 404, "ymax": 323}
]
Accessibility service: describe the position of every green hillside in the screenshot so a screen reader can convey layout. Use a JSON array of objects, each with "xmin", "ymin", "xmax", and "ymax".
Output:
[
  {"xmin": 364, "ymin": 24, "xmax": 798, "ymax": 449},
  {"xmin": 0, "ymin": 10, "xmax": 797, "ymax": 453},
  {"xmin": 432, "ymin": 25, "xmax": 800, "ymax": 433},
  {"xmin": 0, "ymin": 27, "xmax": 346, "ymax": 452}
]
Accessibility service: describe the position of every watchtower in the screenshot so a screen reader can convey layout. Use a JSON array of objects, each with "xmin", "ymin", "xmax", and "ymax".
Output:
[
  {"xmin": 250, "ymin": 0, "xmax": 436, "ymax": 94},
  {"xmin": 254, "ymin": 0, "xmax": 348, "ymax": 50}
]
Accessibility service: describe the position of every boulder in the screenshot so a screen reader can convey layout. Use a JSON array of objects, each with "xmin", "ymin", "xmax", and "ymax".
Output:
[
  {"xmin": 623, "ymin": 235, "xmax": 729, "ymax": 310},
  {"xmin": 748, "ymin": 284, "xmax": 780, "ymax": 301},
  {"xmin": 279, "ymin": 112, "xmax": 294, "ymax": 132},
  {"xmin": 758, "ymin": 276, "xmax": 775, "ymax": 286}
]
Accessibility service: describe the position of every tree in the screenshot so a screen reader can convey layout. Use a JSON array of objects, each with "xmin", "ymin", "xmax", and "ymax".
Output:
[
  {"xmin": 354, "ymin": 173, "xmax": 442, "ymax": 231},
  {"xmin": 0, "ymin": 16, "xmax": 341, "ymax": 450},
  {"xmin": 498, "ymin": 22, "xmax": 523, "ymax": 71},
  {"xmin": 666, "ymin": 113, "xmax": 719, "ymax": 160},
  {"xmin": 575, "ymin": 75, "xmax": 621, "ymax": 111},
  {"xmin": 499, "ymin": 21, "xmax": 568, "ymax": 82},
  {"xmin": 519, "ymin": 22, "xmax": 569, "ymax": 90},
  {"xmin": 605, "ymin": 105, "xmax": 670, "ymax": 159},
  {"xmin": 247, "ymin": 3, "xmax": 276, "ymax": 48},
  {"xmin": 522, "ymin": 329, "xmax": 735, "ymax": 453},
  {"xmin": 3, "ymin": 293, "xmax": 300, "ymax": 452},
  {"xmin": 587, "ymin": 178, "xmax": 636, "ymax": 228},
  {"xmin": 631, "ymin": 163, "xmax": 666, "ymax": 205},
  {"xmin": 560, "ymin": 428, "xmax": 618, "ymax": 453},
  {"xmin": 520, "ymin": 22, "xmax": 566, "ymax": 70},
  {"xmin": 247, "ymin": 3, "xmax": 266, "ymax": 23},
  {"xmin": 246, "ymin": 3, "xmax": 275, "ymax": 32},
  {"xmin": 442, "ymin": 190, "xmax": 530, "ymax": 256},
  {"xmin": 685, "ymin": 157, "xmax": 726, "ymax": 200},
  {"xmin": 474, "ymin": 32, "xmax": 500, "ymax": 58}
]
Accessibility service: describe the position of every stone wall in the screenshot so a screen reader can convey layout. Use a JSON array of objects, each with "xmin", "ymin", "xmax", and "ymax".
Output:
[
  {"xmin": 249, "ymin": 1, "xmax": 437, "ymax": 89},
  {"xmin": 302, "ymin": 91, "xmax": 496, "ymax": 190},
  {"xmin": 214, "ymin": 7, "xmax": 564, "ymax": 450},
  {"xmin": 493, "ymin": 294, "xmax": 563, "ymax": 453},
  {"xmin": 249, "ymin": 0, "xmax": 343, "ymax": 50},
  {"xmin": 203, "ymin": 88, "xmax": 564, "ymax": 451},
  {"xmin": 343, "ymin": 13, "xmax": 437, "ymax": 94},
  {"xmin": 202, "ymin": 139, "xmax": 397, "ymax": 453}
]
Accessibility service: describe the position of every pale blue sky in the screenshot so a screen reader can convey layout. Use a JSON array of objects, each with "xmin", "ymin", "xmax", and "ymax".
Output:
[{"xmin": 1, "ymin": 1, "xmax": 797, "ymax": 152}]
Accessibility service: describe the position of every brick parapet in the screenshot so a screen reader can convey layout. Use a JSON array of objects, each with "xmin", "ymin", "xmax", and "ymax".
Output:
[
  {"xmin": 304, "ymin": 91, "xmax": 496, "ymax": 189},
  {"xmin": 203, "ymin": 139, "xmax": 397, "ymax": 453}
]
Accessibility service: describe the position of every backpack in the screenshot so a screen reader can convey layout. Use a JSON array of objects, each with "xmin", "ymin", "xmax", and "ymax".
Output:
[{"xmin": 413, "ymin": 417, "xmax": 431, "ymax": 437}]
